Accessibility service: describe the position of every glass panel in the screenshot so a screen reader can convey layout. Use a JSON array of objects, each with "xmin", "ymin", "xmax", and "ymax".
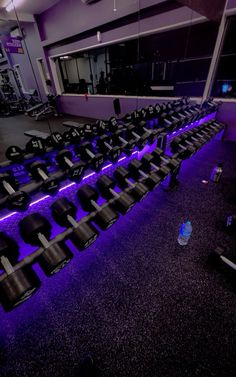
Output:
[{"xmin": 211, "ymin": 15, "xmax": 236, "ymax": 98}]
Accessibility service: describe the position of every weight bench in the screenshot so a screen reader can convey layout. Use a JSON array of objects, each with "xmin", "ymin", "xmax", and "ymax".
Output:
[{"xmin": 24, "ymin": 130, "xmax": 50, "ymax": 140}]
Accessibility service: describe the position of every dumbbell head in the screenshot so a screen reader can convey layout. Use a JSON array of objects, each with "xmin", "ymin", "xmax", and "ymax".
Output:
[
  {"xmin": 5, "ymin": 146, "xmax": 24, "ymax": 162},
  {"xmin": 95, "ymin": 120, "xmax": 107, "ymax": 135},
  {"xmin": 0, "ymin": 232, "xmax": 20, "ymax": 266},
  {"xmin": 19, "ymin": 213, "xmax": 52, "ymax": 246},
  {"xmin": 26, "ymin": 137, "xmax": 46, "ymax": 155},
  {"xmin": 0, "ymin": 265, "xmax": 41, "ymax": 311},
  {"xmin": 127, "ymin": 125, "xmax": 149, "ymax": 149},
  {"xmin": 49, "ymin": 132, "xmax": 64, "ymax": 148},
  {"xmin": 38, "ymin": 241, "xmax": 73, "ymax": 276}
]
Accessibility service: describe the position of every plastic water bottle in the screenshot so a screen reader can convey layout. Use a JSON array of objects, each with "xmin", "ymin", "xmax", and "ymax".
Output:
[
  {"xmin": 177, "ymin": 221, "xmax": 192, "ymax": 246},
  {"xmin": 210, "ymin": 163, "xmax": 223, "ymax": 183}
]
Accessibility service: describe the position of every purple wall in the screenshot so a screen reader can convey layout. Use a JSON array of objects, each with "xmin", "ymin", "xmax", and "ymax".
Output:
[
  {"xmin": 38, "ymin": 0, "xmax": 167, "ymax": 45},
  {"xmin": 217, "ymin": 101, "xmax": 236, "ymax": 141}
]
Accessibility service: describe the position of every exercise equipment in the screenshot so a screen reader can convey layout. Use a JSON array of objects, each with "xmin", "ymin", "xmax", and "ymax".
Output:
[
  {"xmin": 128, "ymin": 159, "xmax": 161, "ymax": 190},
  {"xmin": 114, "ymin": 166, "xmax": 149, "ymax": 201},
  {"xmin": 97, "ymin": 135, "xmax": 121, "ymax": 162},
  {"xmin": 51, "ymin": 197, "xmax": 98, "ymax": 250},
  {"xmin": 19, "ymin": 213, "xmax": 73, "ymax": 276},
  {"xmin": 96, "ymin": 175, "xmax": 135, "ymax": 214},
  {"xmin": 127, "ymin": 125, "xmax": 150, "ymax": 150},
  {"xmin": 56, "ymin": 149, "xmax": 85, "ymax": 182},
  {"xmin": 0, "ymin": 232, "xmax": 40, "ymax": 311},
  {"xmin": 29, "ymin": 161, "xmax": 59, "ymax": 194},
  {"xmin": 113, "ymin": 130, "xmax": 136, "ymax": 156},
  {"xmin": 78, "ymin": 142, "xmax": 104, "ymax": 172},
  {"xmin": 0, "ymin": 173, "xmax": 30, "ymax": 211},
  {"xmin": 77, "ymin": 184, "xmax": 119, "ymax": 230}
]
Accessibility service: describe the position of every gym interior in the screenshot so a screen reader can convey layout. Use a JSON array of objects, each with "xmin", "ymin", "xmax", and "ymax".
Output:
[{"xmin": 0, "ymin": 1, "xmax": 236, "ymax": 376}]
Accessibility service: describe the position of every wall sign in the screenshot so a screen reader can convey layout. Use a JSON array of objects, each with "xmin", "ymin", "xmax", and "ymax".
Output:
[{"xmin": 3, "ymin": 37, "xmax": 24, "ymax": 54}]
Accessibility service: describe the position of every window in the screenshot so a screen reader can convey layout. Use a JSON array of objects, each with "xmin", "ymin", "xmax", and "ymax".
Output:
[
  {"xmin": 54, "ymin": 20, "xmax": 219, "ymax": 97},
  {"xmin": 211, "ymin": 15, "xmax": 236, "ymax": 98}
]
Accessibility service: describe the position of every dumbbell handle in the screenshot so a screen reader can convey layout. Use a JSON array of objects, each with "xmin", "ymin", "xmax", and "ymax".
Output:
[
  {"xmin": 91, "ymin": 200, "xmax": 102, "ymax": 212},
  {"xmin": 105, "ymin": 188, "xmax": 118, "ymax": 199},
  {"xmin": 64, "ymin": 156, "xmax": 74, "ymax": 168},
  {"xmin": 0, "ymin": 256, "xmax": 14, "ymax": 275},
  {"xmin": 138, "ymin": 169, "xmax": 148, "ymax": 179},
  {"xmin": 67, "ymin": 214, "xmax": 78, "ymax": 228},
  {"xmin": 171, "ymin": 116, "xmax": 179, "ymax": 121},
  {"xmin": 125, "ymin": 178, "xmax": 135, "ymax": 188},
  {"xmin": 185, "ymin": 140, "xmax": 194, "ymax": 146},
  {"xmin": 131, "ymin": 130, "xmax": 141, "ymax": 140},
  {"xmin": 160, "ymin": 155, "xmax": 170, "ymax": 164},
  {"xmin": 104, "ymin": 141, "xmax": 112, "ymax": 151},
  {"xmin": 2, "ymin": 180, "xmax": 15, "ymax": 195},
  {"xmin": 119, "ymin": 136, "xmax": 128, "ymax": 146},
  {"xmin": 191, "ymin": 136, "xmax": 200, "ymax": 142},
  {"xmin": 220, "ymin": 255, "xmax": 236, "ymax": 271},
  {"xmin": 86, "ymin": 148, "xmax": 95, "ymax": 159},
  {"xmin": 150, "ymin": 162, "xmax": 160, "ymax": 171},
  {"xmin": 37, "ymin": 168, "xmax": 49, "ymax": 181},
  {"xmin": 38, "ymin": 232, "xmax": 50, "ymax": 248},
  {"xmin": 164, "ymin": 119, "xmax": 172, "ymax": 125}
]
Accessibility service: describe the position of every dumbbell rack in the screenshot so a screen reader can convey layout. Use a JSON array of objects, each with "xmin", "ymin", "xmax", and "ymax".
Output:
[{"xmin": 0, "ymin": 104, "xmax": 223, "ymax": 312}]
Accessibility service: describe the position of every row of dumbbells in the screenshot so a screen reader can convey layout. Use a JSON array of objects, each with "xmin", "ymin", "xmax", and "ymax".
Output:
[
  {"xmin": 170, "ymin": 121, "xmax": 225, "ymax": 158},
  {"xmin": 0, "ymin": 146, "xmax": 184, "ymax": 312},
  {"xmin": 3, "ymin": 97, "xmax": 216, "ymax": 166},
  {"xmin": 0, "ymin": 120, "xmax": 224, "ymax": 312}
]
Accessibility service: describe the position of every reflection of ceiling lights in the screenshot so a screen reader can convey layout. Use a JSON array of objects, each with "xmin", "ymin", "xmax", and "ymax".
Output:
[
  {"xmin": 5, "ymin": 0, "xmax": 25, "ymax": 12},
  {"xmin": 60, "ymin": 56, "xmax": 70, "ymax": 60},
  {"xmin": 113, "ymin": 0, "xmax": 117, "ymax": 12}
]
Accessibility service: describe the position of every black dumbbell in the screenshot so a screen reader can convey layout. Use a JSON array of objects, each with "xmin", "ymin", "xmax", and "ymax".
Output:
[
  {"xmin": 137, "ymin": 122, "xmax": 160, "ymax": 144},
  {"xmin": 25, "ymin": 137, "xmax": 46, "ymax": 155},
  {"xmin": 151, "ymin": 148, "xmax": 180, "ymax": 171},
  {"xmin": 0, "ymin": 173, "xmax": 30, "ymax": 211},
  {"xmin": 113, "ymin": 130, "xmax": 136, "ymax": 156},
  {"xmin": 141, "ymin": 153, "xmax": 171, "ymax": 179},
  {"xmin": 96, "ymin": 175, "xmax": 135, "ymax": 214},
  {"xmin": 46, "ymin": 132, "xmax": 64, "ymax": 148},
  {"xmin": 114, "ymin": 166, "xmax": 149, "ymax": 201},
  {"xmin": 0, "ymin": 232, "xmax": 40, "ymax": 311},
  {"xmin": 51, "ymin": 197, "xmax": 98, "ymax": 250},
  {"xmin": 95, "ymin": 120, "xmax": 108, "ymax": 135},
  {"xmin": 19, "ymin": 213, "xmax": 73, "ymax": 276},
  {"xmin": 29, "ymin": 161, "xmax": 59, "ymax": 194},
  {"xmin": 183, "ymin": 130, "xmax": 206, "ymax": 147},
  {"xmin": 170, "ymin": 136, "xmax": 195, "ymax": 158},
  {"xmin": 127, "ymin": 125, "xmax": 150, "ymax": 150},
  {"xmin": 78, "ymin": 142, "xmax": 104, "ymax": 172},
  {"xmin": 56, "ymin": 149, "xmax": 85, "ymax": 182},
  {"xmin": 5, "ymin": 145, "xmax": 25, "ymax": 162},
  {"xmin": 77, "ymin": 184, "xmax": 119, "ymax": 230},
  {"xmin": 128, "ymin": 159, "xmax": 161, "ymax": 190},
  {"xmin": 97, "ymin": 135, "xmax": 121, "ymax": 162}
]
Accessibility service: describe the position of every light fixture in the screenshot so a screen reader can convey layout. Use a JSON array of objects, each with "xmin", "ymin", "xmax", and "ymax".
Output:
[
  {"xmin": 113, "ymin": 0, "xmax": 117, "ymax": 12},
  {"xmin": 5, "ymin": 0, "xmax": 25, "ymax": 12}
]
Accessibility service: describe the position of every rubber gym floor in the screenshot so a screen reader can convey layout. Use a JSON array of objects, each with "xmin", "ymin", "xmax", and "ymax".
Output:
[{"xmin": 0, "ymin": 115, "xmax": 236, "ymax": 377}]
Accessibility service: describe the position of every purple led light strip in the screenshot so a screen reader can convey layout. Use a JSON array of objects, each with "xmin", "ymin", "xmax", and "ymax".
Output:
[{"xmin": 0, "ymin": 112, "xmax": 216, "ymax": 223}]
